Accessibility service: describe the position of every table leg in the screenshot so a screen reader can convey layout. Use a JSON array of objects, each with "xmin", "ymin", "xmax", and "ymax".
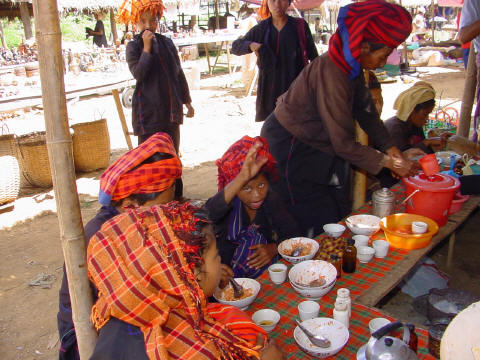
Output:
[
  {"xmin": 226, "ymin": 41, "xmax": 231, "ymax": 74},
  {"xmin": 204, "ymin": 43, "xmax": 212, "ymax": 75},
  {"xmin": 112, "ymin": 89, "xmax": 133, "ymax": 150},
  {"xmin": 447, "ymin": 232, "xmax": 456, "ymax": 269},
  {"xmin": 213, "ymin": 41, "xmax": 224, "ymax": 73}
]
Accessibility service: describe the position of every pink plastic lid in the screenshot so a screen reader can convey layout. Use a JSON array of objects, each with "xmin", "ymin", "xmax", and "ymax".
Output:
[{"xmin": 404, "ymin": 173, "xmax": 460, "ymax": 191}]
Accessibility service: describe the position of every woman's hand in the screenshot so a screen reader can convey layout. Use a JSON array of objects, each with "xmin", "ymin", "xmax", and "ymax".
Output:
[
  {"xmin": 403, "ymin": 148, "xmax": 426, "ymax": 160},
  {"xmin": 142, "ymin": 30, "xmax": 154, "ymax": 53},
  {"xmin": 219, "ymin": 264, "xmax": 234, "ymax": 289},
  {"xmin": 185, "ymin": 103, "xmax": 194, "ymax": 118},
  {"xmin": 257, "ymin": 335, "xmax": 286, "ymax": 360},
  {"xmin": 249, "ymin": 42, "xmax": 263, "ymax": 55},
  {"xmin": 384, "ymin": 147, "xmax": 419, "ymax": 178},
  {"xmin": 247, "ymin": 243, "xmax": 277, "ymax": 269}
]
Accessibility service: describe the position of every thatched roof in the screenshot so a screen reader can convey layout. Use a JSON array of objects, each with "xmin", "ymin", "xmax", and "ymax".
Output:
[
  {"xmin": 0, "ymin": 0, "xmax": 32, "ymax": 20},
  {"xmin": 56, "ymin": 0, "xmax": 123, "ymax": 12}
]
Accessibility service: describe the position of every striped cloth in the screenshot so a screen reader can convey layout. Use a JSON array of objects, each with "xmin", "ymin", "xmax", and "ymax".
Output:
[
  {"xmin": 328, "ymin": 0, "xmax": 412, "ymax": 80},
  {"xmin": 98, "ymin": 132, "xmax": 181, "ymax": 205},
  {"xmin": 87, "ymin": 204, "xmax": 262, "ymax": 360},
  {"xmin": 216, "ymin": 136, "xmax": 277, "ymax": 191},
  {"xmin": 117, "ymin": 0, "xmax": 166, "ymax": 25}
]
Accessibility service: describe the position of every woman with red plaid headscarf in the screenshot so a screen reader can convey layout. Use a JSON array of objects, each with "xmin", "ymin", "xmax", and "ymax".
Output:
[
  {"xmin": 205, "ymin": 136, "xmax": 299, "ymax": 280},
  {"xmin": 57, "ymin": 133, "xmax": 182, "ymax": 360},
  {"xmin": 260, "ymin": 0, "xmax": 420, "ymax": 236}
]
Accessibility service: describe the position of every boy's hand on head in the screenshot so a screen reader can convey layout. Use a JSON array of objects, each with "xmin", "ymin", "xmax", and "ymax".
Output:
[
  {"xmin": 247, "ymin": 244, "xmax": 277, "ymax": 269},
  {"xmin": 239, "ymin": 142, "xmax": 268, "ymax": 183},
  {"xmin": 219, "ymin": 264, "xmax": 234, "ymax": 289},
  {"xmin": 142, "ymin": 30, "xmax": 154, "ymax": 53}
]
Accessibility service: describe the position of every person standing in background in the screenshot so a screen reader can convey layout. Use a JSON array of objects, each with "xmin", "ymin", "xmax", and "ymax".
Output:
[{"xmin": 86, "ymin": 12, "xmax": 108, "ymax": 48}]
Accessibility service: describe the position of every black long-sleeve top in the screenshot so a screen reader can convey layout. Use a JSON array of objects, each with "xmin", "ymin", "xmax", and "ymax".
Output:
[
  {"xmin": 126, "ymin": 33, "xmax": 191, "ymax": 136},
  {"xmin": 384, "ymin": 116, "xmax": 433, "ymax": 154},
  {"xmin": 204, "ymin": 188, "xmax": 300, "ymax": 266},
  {"xmin": 232, "ymin": 16, "xmax": 318, "ymax": 122}
]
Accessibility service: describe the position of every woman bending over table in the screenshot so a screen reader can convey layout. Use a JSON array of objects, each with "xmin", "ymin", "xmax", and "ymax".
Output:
[
  {"xmin": 87, "ymin": 201, "xmax": 285, "ymax": 360},
  {"xmin": 231, "ymin": 0, "xmax": 317, "ymax": 122},
  {"xmin": 260, "ymin": 0, "xmax": 418, "ymax": 236},
  {"xmin": 205, "ymin": 136, "xmax": 300, "ymax": 279}
]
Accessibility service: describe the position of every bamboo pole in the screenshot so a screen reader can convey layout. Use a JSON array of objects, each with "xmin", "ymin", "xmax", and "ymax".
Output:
[
  {"xmin": 458, "ymin": 43, "xmax": 477, "ymax": 138},
  {"xmin": 109, "ymin": 8, "xmax": 118, "ymax": 44},
  {"xmin": 32, "ymin": 0, "xmax": 97, "ymax": 359},
  {"xmin": 19, "ymin": 1, "xmax": 33, "ymax": 40},
  {"xmin": 0, "ymin": 20, "xmax": 7, "ymax": 49}
]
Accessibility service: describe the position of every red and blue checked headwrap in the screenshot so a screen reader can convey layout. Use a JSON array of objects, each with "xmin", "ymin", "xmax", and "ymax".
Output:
[
  {"xmin": 98, "ymin": 132, "xmax": 182, "ymax": 205},
  {"xmin": 328, "ymin": 0, "xmax": 412, "ymax": 80},
  {"xmin": 216, "ymin": 136, "xmax": 277, "ymax": 191}
]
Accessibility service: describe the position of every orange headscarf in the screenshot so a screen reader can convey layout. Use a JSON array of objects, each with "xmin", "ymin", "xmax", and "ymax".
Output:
[
  {"xmin": 88, "ymin": 202, "xmax": 262, "ymax": 360},
  {"xmin": 117, "ymin": 0, "xmax": 166, "ymax": 25},
  {"xmin": 258, "ymin": 0, "xmax": 271, "ymax": 20}
]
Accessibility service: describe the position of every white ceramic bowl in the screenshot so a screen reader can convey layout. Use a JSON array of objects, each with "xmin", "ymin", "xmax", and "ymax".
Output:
[
  {"xmin": 356, "ymin": 246, "xmax": 375, "ymax": 263},
  {"xmin": 368, "ymin": 318, "xmax": 391, "ymax": 335},
  {"xmin": 346, "ymin": 214, "xmax": 381, "ymax": 236},
  {"xmin": 213, "ymin": 278, "xmax": 261, "ymax": 310},
  {"xmin": 252, "ymin": 309, "xmax": 280, "ymax": 333},
  {"xmin": 352, "ymin": 235, "xmax": 369, "ymax": 248},
  {"xmin": 294, "ymin": 318, "xmax": 349, "ymax": 358},
  {"xmin": 289, "ymin": 260, "xmax": 337, "ymax": 299},
  {"xmin": 412, "ymin": 221, "xmax": 428, "ymax": 234},
  {"xmin": 372, "ymin": 240, "xmax": 389, "ymax": 258},
  {"xmin": 278, "ymin": 237, "xmax": 320, "ymax": 264},
  {"xmin": 323, "ymin": 223, "xmax": 346, "ymax": 238}
]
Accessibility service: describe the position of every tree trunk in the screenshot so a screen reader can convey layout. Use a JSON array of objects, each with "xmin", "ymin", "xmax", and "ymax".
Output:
[
  {"xmin": 458, "ymin": 43, "xmax": 477, "ymax": 138},
  {"xmin": 19, "ymin": 1, "xmax": 33, "ymax": 40},
  {"xmin": 0, "ymin": 20, "xmax": 7, "ymax": 49},
  {"xmin": 214, "ymin": 0, "xmax": 219, "ymax": 32},
  {"xmin": 109, "ymin": 8, "xmax": 118, "ymax": 44},
  {"xmin": 32, "ymin": 0, "xmax": 97, "ymax": 359}
]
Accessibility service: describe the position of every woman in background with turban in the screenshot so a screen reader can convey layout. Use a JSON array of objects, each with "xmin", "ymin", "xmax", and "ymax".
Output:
[
  {"xmin": 261, "ymin": 0, "xmax": 418, "ymax": 236},
  {"xmin": 57, "ymin": 133, "xmax": 182, "ymax": 360},
  {"xmin": 205, "ymin": 136, "xmax": 299, "ymax": 279},
  {"xmin": 231, "ymin": 0, "xmax": 318, "ymax": 122}
]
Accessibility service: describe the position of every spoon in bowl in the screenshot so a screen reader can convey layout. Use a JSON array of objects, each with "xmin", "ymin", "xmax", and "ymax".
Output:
[
  {"xmin": 229, "ymin": 278, "xmax": 244, "ymax": 299},
  {"xmin": 295, "ymin": 319, "xmax": 331, "ymax": 348}
]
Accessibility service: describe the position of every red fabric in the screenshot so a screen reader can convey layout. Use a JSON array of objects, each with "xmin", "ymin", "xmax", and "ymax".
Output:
[
  {"xmin": 99, "ymin": 132, "xmax": 181, "ymax": 205},
  {"xmin": 117, "ymin": 0, "xmax": 166, "ymax": 25},
  {"xmin": 216, "ymin": 136, "xmax": 277, "ymax": 191},
  {"xmin": 258, "ymin": 0, "xmax": 270, "ymax": 20},
  {"xmin": 328, "ymin": 0, "xmax": 412, "ymax": 79}
]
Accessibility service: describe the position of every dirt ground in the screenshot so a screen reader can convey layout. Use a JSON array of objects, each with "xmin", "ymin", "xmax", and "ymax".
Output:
[{"xmin": 0, "ymin": 63, "xmax": 475, "ymax": 359}]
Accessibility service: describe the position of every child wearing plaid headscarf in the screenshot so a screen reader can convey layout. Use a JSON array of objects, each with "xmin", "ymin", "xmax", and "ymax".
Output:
[
  {"xmin": 57, "ymin": 133, "xmax": 182, "ymax": 360},
  {"xmin": 205, "ymin": 136, "xmax": 299, "ymax": 280},
  {"xmin": 87, "ymin": 202, "xmax": 285, "ymax": 360}
]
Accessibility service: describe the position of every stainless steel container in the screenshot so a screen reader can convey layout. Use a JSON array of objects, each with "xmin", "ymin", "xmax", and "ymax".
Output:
[{"xmin": 372, "ymin": 187, "xmax": 395, "ymax": 218}]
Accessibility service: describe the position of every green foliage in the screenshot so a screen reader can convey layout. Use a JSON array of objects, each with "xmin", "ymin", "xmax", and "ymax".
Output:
[{"xmin": 2, "ymin": 18, "xmax": 25, "ymax": 48}]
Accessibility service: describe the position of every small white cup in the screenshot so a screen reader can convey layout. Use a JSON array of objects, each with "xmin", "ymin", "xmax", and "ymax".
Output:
[
  {"xmin": 411, "ymin": 221, "xmax": 428, "ymax": 234},
  {"xmin": 353, "ymin": 235, "xmax": 369, "ymax": 248},
  {"xmin": 252, "ymin": 309, "xmax": 281, "ymax": 333},
  {"xmin": 298, "ymin": 300, "xmax": 320, "ymax": 321},
  {"xmin": 368, "ymin": 318, "xmax": 391, "ymax": 335},
  {"xmin": 268, "ymin": 263, "xmax": 288, "ymax": 284},
  {"xmin": 372, "ymin": 240, "xmax": 390, "ymax": 258}
]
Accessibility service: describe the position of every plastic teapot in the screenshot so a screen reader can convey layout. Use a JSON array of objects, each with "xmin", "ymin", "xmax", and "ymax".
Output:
[{"xmin": 357, "ymin": 321, "xmax": 418, "ymax": 360}]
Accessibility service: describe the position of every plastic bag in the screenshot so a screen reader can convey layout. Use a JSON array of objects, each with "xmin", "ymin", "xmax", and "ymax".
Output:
[{"xmin": 400, "ymin": 257, "xmax": 449, "ymax": 298}]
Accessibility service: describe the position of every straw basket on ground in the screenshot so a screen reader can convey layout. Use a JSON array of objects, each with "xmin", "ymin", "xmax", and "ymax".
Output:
[
  {"xmin": 71, "ymin": 119, "xmax": 110, "ymax": 172},
  {"xmin": 16, "ymin": 132, "xmax": 53, "ymax": 188},
  {"xmin": 0, "ymin": 134, "xmax": 20, "ymax": 205}
]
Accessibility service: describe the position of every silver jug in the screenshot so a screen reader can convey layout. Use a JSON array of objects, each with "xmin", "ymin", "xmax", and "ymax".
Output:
[{"xmin": 372, "ymin": 187, "xmax": 395, "ymax": 218}]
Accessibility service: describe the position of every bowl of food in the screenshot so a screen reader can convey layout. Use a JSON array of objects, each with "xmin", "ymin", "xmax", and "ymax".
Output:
[
  {"xmin": 288, "ymin": 260, "xmax": 337, "ymax": 299},
  {"xmin": 251, "ymin": 309, "xmax": 280, "ymax": 333},
  {"xmin": 294, "ymin": 318, "xmax": 349, "ymax": 358},
  {"xmin": 278, "ymin": 237, "xmax": 319, "ymax": 264},
  {"xmin": 345, "ymin": 214, "xmax": 381, "ymax": 236},
  {"xmin": 380, "ymin": 213, "xmax": 439, "ymax": 250},
  {"xmin": 213, "ymin": 278, "xmax": 261, "ymax": 310},
  {"xmin": 322, "ymin": 224, "xmax": 346, "ymax": 238}
]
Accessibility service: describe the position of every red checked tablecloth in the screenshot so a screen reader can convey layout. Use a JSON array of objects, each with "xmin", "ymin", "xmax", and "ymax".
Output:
[{"xmin": 246, "ymin": 184, "xmax": 436, "ymax": 359}]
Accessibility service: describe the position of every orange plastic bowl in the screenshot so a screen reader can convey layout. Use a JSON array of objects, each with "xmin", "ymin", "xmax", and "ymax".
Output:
[{"xmin": 379, "ymin": 213, "xmax": 439, "ymax": 250}]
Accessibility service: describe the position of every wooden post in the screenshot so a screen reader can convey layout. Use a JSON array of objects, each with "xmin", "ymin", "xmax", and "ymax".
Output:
[
  {"xmin": 0, "ymin": 20, "xmax": 7, "ymax": 49},
  {"xmin": 112, "ymin": 89, "xmax": 133, "ymax": 150},
  {"xmin": 19, "ymin": 1, "xmax": 33, "ymax": 39},
  {"xmin": 109, "ymin": 8, "xmax": 118, "ymax": 44},
  {"xmin": 214, "ymin": 0, "xmax": 220, "ymax": 32},
  {"xmin": 458, "ymin": 42, "xmax": 477, "ymax": 138},
  {"xmin": 32, "ymin": 1, "xmax": 97, "ymax": 359},
  {"xmin": 431, "ymin": 0, "xmax": 435, "ymax": 44}
]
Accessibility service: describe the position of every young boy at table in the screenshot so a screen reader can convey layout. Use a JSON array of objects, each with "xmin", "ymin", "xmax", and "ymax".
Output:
[
  {"xmin": 205, "ymin": 136, "xmax": 300, "ymax": 279},
  {"xmin": 87, "ymin": 201, "xmax": 286, "ymax": 360},
  {"xmin": 118, "ymin": 0, "xmax": 194, "ymax": 199}
]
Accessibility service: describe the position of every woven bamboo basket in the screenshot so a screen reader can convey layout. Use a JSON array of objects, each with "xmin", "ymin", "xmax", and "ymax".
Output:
[
  {"xmin": 71, "ymin": 119, "xmax": 110, "ymax": 172},
  {"xmin": 0, "ymin": 155, "xmax": 20, "ymax": 205},
  {"xmin": 16, "ymin": 132, "xmax": 53, "ymax": 188},
  {"xmin": 0, "ymin": 134, "xmax": 16, "ymax": 157}
]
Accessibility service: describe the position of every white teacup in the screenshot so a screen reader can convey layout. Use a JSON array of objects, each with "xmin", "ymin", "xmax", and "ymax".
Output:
[
  {"xmin": 372, "ymin": 240, "xmax": 389, "ymax": 258},
  {"xmin": 298, "ymin": 300, "xmax": 320, "ymax": 321},
  {"xmin": 268, "ymin": 263, "xmax": 288, "ymax": 284},
  {"xmin": 368, "ymin": 318, "xmax": 391, "ymax": 335},
  {"xmin": 411, "ymin": 221, "xmax": 428, "ymax": 234},
  {"xmin": 353, "ymin": 235, "xmax": 369, "ymax": 248}
]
